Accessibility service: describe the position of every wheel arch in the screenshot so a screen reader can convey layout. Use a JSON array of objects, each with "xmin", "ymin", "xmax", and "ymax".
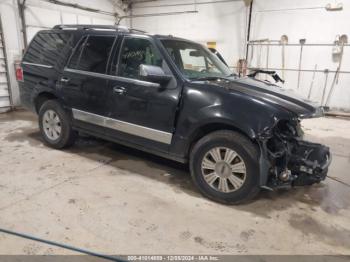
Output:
[
  {"xmin": 187, "ymin": 121, "xmax": 258, "ymax": 158},
  {"xmin": 34, "ymin": 92, "xmax": 59, "ymax": 113}
]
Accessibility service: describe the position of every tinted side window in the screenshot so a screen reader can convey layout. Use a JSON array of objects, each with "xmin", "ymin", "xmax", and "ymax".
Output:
[
  {"xmin": 24, "ymin": 32, "xmax": 73, "ymax": 68},
  {"xmin": 117, "ymin": 38, "xmax": 163, "ymax": 79},
  {"xmin": 68, "ymin": 35, "xmax": 115, "ymax": 74},
  {"xmin": 68, "ymin": 36, "xmax": 87, "ymax": 69}
]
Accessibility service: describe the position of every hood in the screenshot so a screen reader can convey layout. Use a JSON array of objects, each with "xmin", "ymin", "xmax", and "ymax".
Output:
[{"xmin": 210, "ymin": 77, "xmax": 324, "ymax": 119}]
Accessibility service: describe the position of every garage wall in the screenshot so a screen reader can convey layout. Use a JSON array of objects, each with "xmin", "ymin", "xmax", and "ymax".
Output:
[
  {"xmin": 0, "ymin": 0, "xmax": 124, "ymax": 109},
  {"xmin": 131, "ymin": 0, "xmax": 350, "ymax": 111},
  {"xmin": 250, "ymin": 0, "xmax": 350, "ymax": 110},
  {"xmin": 1, "ymin": 0, "xmax": 348, "ymax": 111},
  {"xmin": 130, "ymin": 0, "xmax": 250, "ymax": 67},
  {"xmin": 0, "ymin": 0, "xmax": 22, "ymax": 111}
]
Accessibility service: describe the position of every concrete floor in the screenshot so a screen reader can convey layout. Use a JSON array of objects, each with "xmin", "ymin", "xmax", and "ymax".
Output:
[{"xmin": 0, "ymin": 110, "xmax": 350, "ymax": 255}]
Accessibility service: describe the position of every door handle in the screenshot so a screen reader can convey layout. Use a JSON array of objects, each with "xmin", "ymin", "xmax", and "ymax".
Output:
[
  {"xmin": 113, "ymin": 86, "xmax": 126, "ymax": 95},
  {"xmin": 60, "ymin": 77, "xmax": 70, "ymax": 83}
]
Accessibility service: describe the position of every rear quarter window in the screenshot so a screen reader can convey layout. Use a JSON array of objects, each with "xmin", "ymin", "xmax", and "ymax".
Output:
[{"xmin": 23, "ymin": 32, "xmax": 73, "ymax": 69}]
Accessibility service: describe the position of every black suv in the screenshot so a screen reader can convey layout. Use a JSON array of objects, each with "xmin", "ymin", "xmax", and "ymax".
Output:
[{"xmin": 18, "ymin": 25, "xmax": 331, "ymax": 204}]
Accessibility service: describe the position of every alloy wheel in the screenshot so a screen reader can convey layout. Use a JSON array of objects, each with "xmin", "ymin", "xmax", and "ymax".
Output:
[
  {"xmin": 201, "ymin": 147, "xmax": 247, "ymax": 193},
  {"xmin": 42, "ymin": 109, "xmax": 62, "ymax": 141}
]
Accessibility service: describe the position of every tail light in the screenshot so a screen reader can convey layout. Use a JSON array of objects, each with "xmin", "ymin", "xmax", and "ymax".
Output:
[{"xmin": 15, "ymin": 62, "xmax": 24, "ymax": 81}]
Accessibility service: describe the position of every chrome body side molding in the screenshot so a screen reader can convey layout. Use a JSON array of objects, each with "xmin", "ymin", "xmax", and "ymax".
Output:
[
  {"xmin": 22, "ymin": 62, "xmax": 54, "ymax": 69},
  {"xmin": 72, "ymin": 108, "xmax": 173, "ymax": 144},
  {"xmin": 64, "ymin": 68, "xmax": 160, "ymax": 88}
]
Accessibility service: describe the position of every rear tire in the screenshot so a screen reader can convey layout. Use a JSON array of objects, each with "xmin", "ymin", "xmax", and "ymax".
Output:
[
  {"xmin": 39, "ymin": 100, "xmax": 76, "ymax": 149},
  {"xmin": 190, "ymin": 130, "xmax": 260, "ymax": 204}
]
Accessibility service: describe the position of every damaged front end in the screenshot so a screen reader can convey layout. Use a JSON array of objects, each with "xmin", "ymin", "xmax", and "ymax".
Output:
[{"xmin": 258, "ymin": 119, "xmax": 332, "ymax": 189}]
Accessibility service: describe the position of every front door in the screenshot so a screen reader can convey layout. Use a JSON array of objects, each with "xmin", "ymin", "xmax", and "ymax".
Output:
[{"xmin": 105, "ymin": 35, "xmax": 181, "ymax": 150}]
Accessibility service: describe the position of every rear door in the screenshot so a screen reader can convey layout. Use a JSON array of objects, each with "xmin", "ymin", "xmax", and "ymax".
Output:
[{"xmin": 60, "ymin": 34, "xmax": 116, "ymax": 118}]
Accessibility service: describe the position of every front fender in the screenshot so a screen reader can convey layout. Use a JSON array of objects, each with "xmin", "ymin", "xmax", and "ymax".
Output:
[
  {"xmin": 170, "ymin": 83, "xmax": 295, "ymax": 167},
  {"xmin": 175, "ymin": 84, "xmax": 293, "ymax": 140},
  {"xmin": 187, "ymin": 104, "xmax": 257, "ymax": 139}
]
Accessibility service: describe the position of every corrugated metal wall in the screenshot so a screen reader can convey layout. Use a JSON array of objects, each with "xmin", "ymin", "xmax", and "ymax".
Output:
[{"xmin": 0, "ymin": 16, "xmax": 11, "ymax": 112}]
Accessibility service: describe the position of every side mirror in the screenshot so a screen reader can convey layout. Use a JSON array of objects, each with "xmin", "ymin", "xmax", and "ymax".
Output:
[{"xmin": 139, "ymin": 64, "xmax": 172, "ymax": 84}]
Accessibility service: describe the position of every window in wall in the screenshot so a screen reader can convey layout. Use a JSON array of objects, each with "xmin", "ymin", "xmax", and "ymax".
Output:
[
  {"xmin": 116, "ymin": 37, "xmax": 163, "ymax": 79},
  {"xmin": 68, "ymin": 35, "xmax": 115, "ymax": 74}
]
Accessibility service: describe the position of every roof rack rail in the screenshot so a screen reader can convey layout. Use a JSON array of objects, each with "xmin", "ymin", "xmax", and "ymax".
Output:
[
  {"xmin": 53, "ymin": 24, "xmax": 147, "ymax": 34},
  {"xmin": 53, "ymin": 24, "xmax": 129, "ymax": 32},
  {"xmin": 130, "ymin": 28, "xmax": 147, "ymax": 34}
]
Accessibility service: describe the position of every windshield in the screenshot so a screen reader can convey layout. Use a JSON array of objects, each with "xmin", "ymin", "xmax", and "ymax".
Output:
[{"xmin": 161, "ymin": 39, "xmax": 233, "ymax": 80}]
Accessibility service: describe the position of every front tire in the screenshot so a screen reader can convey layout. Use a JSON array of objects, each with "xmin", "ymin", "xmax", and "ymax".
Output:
[
  {"xmin": 39, "ymin": 100, "xmax": 76, "ymax": 149},
  {"xmin": 190, "ymin": 130, "xmax": 260, "ymax": 204}
]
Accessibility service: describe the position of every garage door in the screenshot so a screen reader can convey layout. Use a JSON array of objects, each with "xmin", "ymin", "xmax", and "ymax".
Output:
[
  {"xmin": 0, "ymin": 16, "xmax": 11, "ymax": 112},
  {"xmin": 25, "ymin": 5, "xmax": 116, "ymax": 42}
]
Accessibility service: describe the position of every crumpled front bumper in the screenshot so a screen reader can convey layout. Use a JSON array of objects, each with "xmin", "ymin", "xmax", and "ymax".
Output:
[
  {"xmin": 258, "ymin": 131, "xmax": 332, "ymax": 189},
  {"xmin": 289, "ymin": 140, "xmax": 332, "ymax": 186}
]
